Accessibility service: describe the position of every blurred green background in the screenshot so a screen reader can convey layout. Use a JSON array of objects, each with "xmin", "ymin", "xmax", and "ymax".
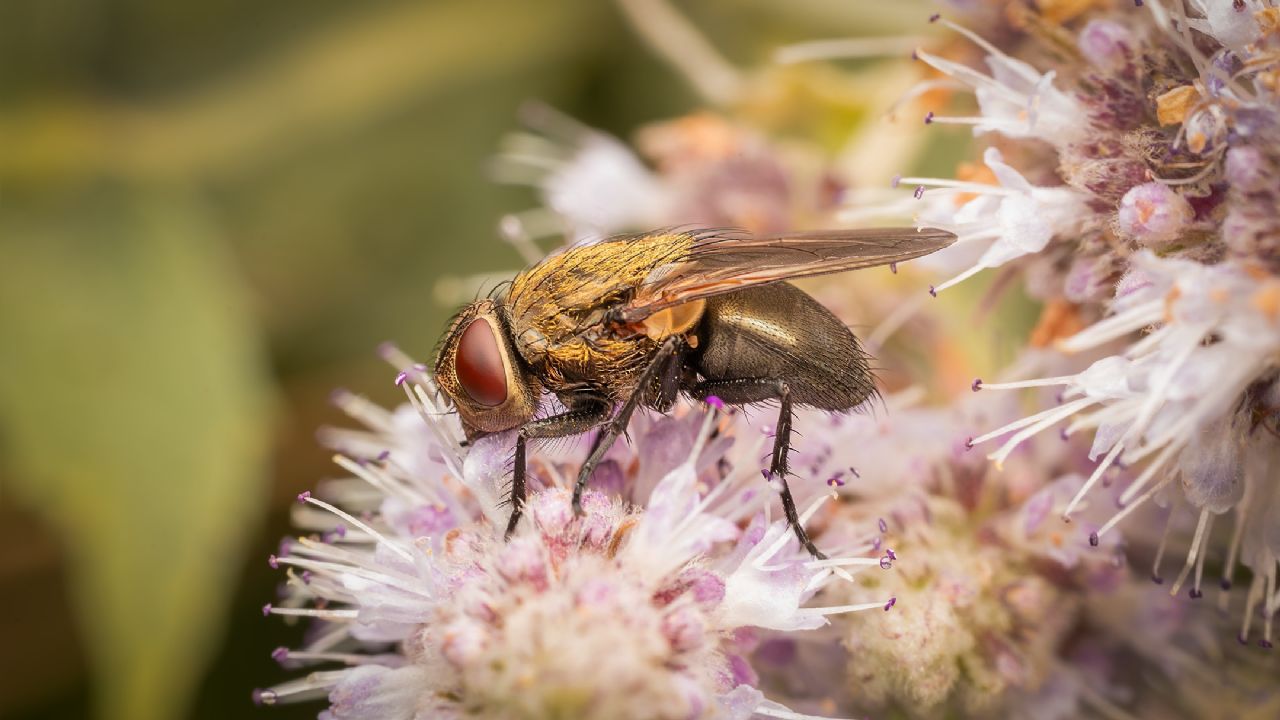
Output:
[{"xmin": 0, "ymin": 1, "xmax": 932, "ymax": 718}]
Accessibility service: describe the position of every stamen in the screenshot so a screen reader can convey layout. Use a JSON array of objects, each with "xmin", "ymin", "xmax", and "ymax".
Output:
[
  {"xmin": 979, "ymin": 398, "xmax": 1096, "ymax": 465},
  {"xmin": 1152, "ymin": 505, "xmax": 1176, "ymax": 584},
  {"xmin": 976, "ymin": 375, "xmax": 1078, "ymax": 391},
  {"xmin": 930, "ymin": 265, "xmax": 987, "ymax": 296},
  {"xmin": 266, "ymin": 606, "xmax": 360, "ymax": 620},
  {"xmin": 1118, "ymin": 441, "xmax": 1181, "ymax": 505},
  {"xmin": 302, "ymin": 480, "xmax": 414, "ymax": 563},
  {"xmin": 798, "ymin": 599, "xmax": 897, "ymax": 616},
  {"xmin": 1064, "ymin": 442, "xmax": 1124, "ymax": 520},
  {"xmin": 895, "ymin": 176, "xmax": 1017, "ymax": 196},
  {"xmin": 1220, "ymin": 499, "xmax": 1249, "ymax": 598},
  {"xmin": 774, "ymin": 36, "xmax": 926, "ymax": 64},
  {"xmin": 1094, "ymin": 474, "xmax": 1176, "ymax": 541},
  {"xmin": 1168, "ymin": 509, "xmax": 1212, "ymax": 597},
  {"xmin": 1241, "ymin": 573, "xmax": 1264, "ymax": 644},
  {"xmin": 1057, "ymin": 300, "xmax": 1163, "ymax": 352}
]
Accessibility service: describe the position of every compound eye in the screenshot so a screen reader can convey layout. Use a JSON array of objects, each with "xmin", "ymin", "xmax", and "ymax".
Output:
[{"xmin": 455, "ymin": 317, "xmax": 508, "ymax": 407}]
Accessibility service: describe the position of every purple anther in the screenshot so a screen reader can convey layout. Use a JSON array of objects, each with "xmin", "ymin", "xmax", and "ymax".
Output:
[
  {"xmin": 886, "ymin": 548, "xmax": 897, "ymax": 561},
  {"xmin": 924, "ymin": 111, "xmax": 935, "ymax": 124},
  {"xmin": 272, "ymin": 647, "xmax": 289, "ymax": 663},
  {"xmin": 928, "ymin": 285, "xmax": 937, "ymax": 297},
  {"xmin": 394, "ymin": 370, "xmax": 408, "ymax": 386},
  {"xmin": 705, "ymin": 395, "xmax": 725, "ymax": 410},
  {"xmin": 262, "ymin": 603, "xmax": 273, "ymax": 617},
  {"xmin": 879, "ymin": 556, "xmax": 893, "ymax": 570},
  {"xmin": 1189, "ymin": 588, "xmax": 1203, "ymax": 599},
  {"xmin": 268, "ymin": 555, "xmax": 279, "ymax": 569},
  {"xmin": 884, "ymin": 597, "xmax": 897, "ymax": 611},
  {"xmin": 891, "ymin": 174, "xmax": 902, "ymax": 188},
  {"xmin": 1088, "ymin": 532, "xmax": 1100, "ymax": 547},
  {"xmin": 914, "ymin": 185, "xmax": 926, "ymax": 200},
  {"xmin": 878, "ymin": 518, "xmax": 888, "ymax": 533},
  {"xmin": 971, "ymin": 378, "xmax": 983, "ymax": 392},
  {"xmin": 929, "ymin": 13, "xmax": 940, "ymax": 22},
  {"xmin": 297, "ymin": 491, "xmax": 312, "ymax": 504}
]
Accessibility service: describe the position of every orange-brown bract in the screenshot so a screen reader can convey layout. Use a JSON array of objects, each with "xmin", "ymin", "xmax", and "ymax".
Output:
[{"xmin": 433, "ymin": 227, "xmax": 956, "ymax": 557}]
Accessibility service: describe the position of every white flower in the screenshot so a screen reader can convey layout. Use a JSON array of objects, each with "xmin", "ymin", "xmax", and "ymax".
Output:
[
  {"xmin": 842, "ymin": 146, "xmax": 1091, "ymax": 294},
  {"xmin": 257, "ymin": 350, "xmax": 891, "ymax": 719},
  {"xmin": 914, "ymin": 19, "xmax": 1089, "ymax": 148},
  {"xmin": 970, "ymin": 252, "xmax": 1280, "ymax": 642},
  {"xmin": 491, "ymin": 104, "xmax": 673, "ymax": 243}
]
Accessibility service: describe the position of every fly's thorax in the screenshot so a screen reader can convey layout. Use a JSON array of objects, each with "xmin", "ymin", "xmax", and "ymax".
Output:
[{"xmin": 434, "ymin": 300, "xmax": 540, "ymax": 434}]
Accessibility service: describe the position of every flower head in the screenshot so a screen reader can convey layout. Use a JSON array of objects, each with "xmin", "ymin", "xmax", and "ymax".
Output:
[{"xmin": 259, "ymin": 351, "xmax": 890, "ymax": 719}]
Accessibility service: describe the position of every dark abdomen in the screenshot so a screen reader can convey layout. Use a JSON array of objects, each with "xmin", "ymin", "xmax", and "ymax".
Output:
[{"xmin": 692, "ymin": 282, "xmax": 874, "ymax": 411}]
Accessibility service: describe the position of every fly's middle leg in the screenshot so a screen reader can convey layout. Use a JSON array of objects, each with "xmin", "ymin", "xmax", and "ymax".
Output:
[
  {"xmin": 571, "ymin": 336, "xmax": 683, "ymax": 515},
  {"xmin": 691, "ymin": 377, "xmax": 827, "ymax": 559}
]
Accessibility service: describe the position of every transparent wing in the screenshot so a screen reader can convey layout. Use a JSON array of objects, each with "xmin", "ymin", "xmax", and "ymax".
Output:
[{"xmin": 615, "ymin": 227, "xmax": 956, "ymax": 323}]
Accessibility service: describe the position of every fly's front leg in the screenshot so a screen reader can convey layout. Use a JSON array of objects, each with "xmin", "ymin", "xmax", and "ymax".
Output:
[
  {"xmin": 691, "ymin": 377, "xmax": 827, "ymax": 559},
  {"xmin": 572, "ymin": 336, "xmax": 683, "ymax": 515},
  {"xmin": 508, "ymin": 398, "xmax": 610, "ymax": 539}
]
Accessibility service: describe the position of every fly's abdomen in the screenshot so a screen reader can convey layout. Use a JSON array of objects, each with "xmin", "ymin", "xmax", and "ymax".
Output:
[{"xmin": 693, "ymin": 282, "xmax": 874, "ymax": 411}]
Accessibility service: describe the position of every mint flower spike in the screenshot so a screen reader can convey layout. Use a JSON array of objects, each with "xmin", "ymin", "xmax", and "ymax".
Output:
[
  {"xmin": 969, "ymin": 253, "xmax": 1280, "ymax": 643},
  {"xmin": 259, "ymin": 347, "xmax": 890, "ymax": 719}
]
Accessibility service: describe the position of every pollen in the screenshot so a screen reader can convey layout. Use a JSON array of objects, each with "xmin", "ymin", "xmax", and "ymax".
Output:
[
  {"xmin": 1030, "ymin": 299, "xmax": 1085, "ymax": 348},
  {"xmin": 1163, "ymin": 285, "xmax": 1182, "ymax": 324},
  {"xmin": 952, "ymin": 161, "xmax": 999, "ymax": 206},
  {"xmin": 1033, "ymin": 0, "xmax": 1106, "ymax": 25},
  {"xmin": 1257, "ymin": 7, "xmax": 1280, "ymax": 35},
  {"xmin": 1252, "ymin": 282, "xmax": 1280, "ymax": 321},
  {"xmin": 1156, "ymin": 85, "xmax": 1199, "ymax": 126}
]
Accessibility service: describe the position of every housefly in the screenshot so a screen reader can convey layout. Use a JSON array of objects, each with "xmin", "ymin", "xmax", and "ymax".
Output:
[{"xmin": 433, "ymin": 227, "xmax": 956, "ymax": 557}]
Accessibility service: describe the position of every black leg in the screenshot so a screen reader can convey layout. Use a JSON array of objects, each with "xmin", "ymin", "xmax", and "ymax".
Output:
[
  {"xmin": 506, "ymin": 434, "xmax": 526, "ymax": 540},
  {"xmin": 571, "ymin": 336, "xmax": 683, "ymax": 515},
  {"xmin": 692, "ymin": 377, "xmax": 827, "ymax": 559},
  {"xmin": 505, "ymin": 399, "xmax": 611, "ymax": 539}
]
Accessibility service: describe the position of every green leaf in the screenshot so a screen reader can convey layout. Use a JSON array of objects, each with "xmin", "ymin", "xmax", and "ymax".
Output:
[{"xmin": 0, "ymin": 185, "xmax": 274, "ymax": 720}]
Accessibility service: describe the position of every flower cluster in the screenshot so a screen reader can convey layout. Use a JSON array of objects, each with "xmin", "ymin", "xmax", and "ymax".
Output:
[
  {"xmin": 859, "ymin": 2, "xmax": 1280, "ymax": 648},
  {"xmin": 256, "ymin": 350, "xmax": 893, "ymax": 720}
]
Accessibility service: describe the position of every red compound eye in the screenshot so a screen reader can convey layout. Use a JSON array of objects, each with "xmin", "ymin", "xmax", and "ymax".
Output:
[{"xmin": 455, "ymin": 317, "xmax": 508, "ymax": 407}]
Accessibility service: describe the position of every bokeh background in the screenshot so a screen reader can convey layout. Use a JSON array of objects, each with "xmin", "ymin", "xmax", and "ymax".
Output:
[{"xmin": 0, "ymin": 1, "xmax": 950, "ymax": 719}]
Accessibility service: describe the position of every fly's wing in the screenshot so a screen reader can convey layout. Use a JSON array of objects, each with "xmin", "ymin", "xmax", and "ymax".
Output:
[{"xmin": 615, "ymin": 227, "xmax": 957, "ymax": 323}]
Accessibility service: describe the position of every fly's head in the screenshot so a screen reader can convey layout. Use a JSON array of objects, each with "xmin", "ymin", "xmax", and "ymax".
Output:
[{"xmin": 434, "ymin": 300, "xmax": 540, "ymax": 438}]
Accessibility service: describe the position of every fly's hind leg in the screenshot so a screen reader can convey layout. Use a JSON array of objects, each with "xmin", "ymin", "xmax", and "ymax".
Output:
[{"xmin": 691, "ymin": 377, "xmax": 827, "ymax": 559}]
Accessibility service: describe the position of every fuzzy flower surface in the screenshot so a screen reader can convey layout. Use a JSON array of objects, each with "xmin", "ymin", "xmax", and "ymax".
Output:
[
  {"xmin": 826, "ymin": 0, "xmax": 1280, "ymax": 651},
  {"xmin": 257, "ymin": 352, "xmax": 891, "ymax": 719}
]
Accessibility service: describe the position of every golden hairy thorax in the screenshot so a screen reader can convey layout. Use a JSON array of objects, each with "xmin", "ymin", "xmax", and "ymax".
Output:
[{"xmin": 502, "ymin": 232, "xmax": 703, "ymax": 399}]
